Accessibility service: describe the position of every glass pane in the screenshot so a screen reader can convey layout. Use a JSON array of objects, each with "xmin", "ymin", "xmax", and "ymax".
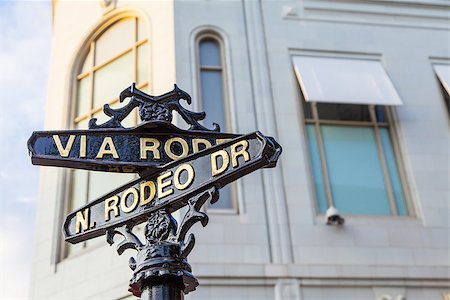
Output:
[
  {"xmin": 75, "ymin": 118, "xmax": 89, "ymax": 130},
  {"xmin": 93, "ymin": 52, "xmax": 133, "ymax": 108},
  {"xmin": 200, "ymin": 39, "xmax": 221, "ymax": 67},
  {"xmin": 137, "ymin": 18, "xmax": 147, "ymax": 41},
  {"xmin": 375, "ymin": 105, "xmax": 386, "ymax": 122},
  {"xmin": 321, "ymin": 126, "xmax": 391, "ymax": 215},
  {"xmin": 302, "ymin": 98, "xmax": 313, "ymax": 119},
  {"xmin": 292, "ymin": 56, "xmax": 402, "ymax": 105},
  {"xmin": 210, "ymin": 184, "xmax": 233, "ymax": 209},
  {"xmin": 67, "ymin": 169, "xmax": 88, "ymax": 256},
  {"xmin": 201, "ymin": 70, "xmax": 226, "ymax": 131},
  {"xmin": 88, "ymin": 172, "xmax": 135, "ymax": 200},
  {"xmin": 137, "ymin": 43, "xmax": 149, "ymax": 85},
  {"xmin": 76, "ymin": 77, "xmax": 90, "ymax": 117},
  {"xmin": 380, "ymin": 128, "xmax": 408, "ymax": 216},
  {"xmin": 70, "ymin": 169, "xmax": 88, "ymax": 210},
  {"xmin": 81, "ymin": 49, "xmax": 92, "ymax": 74},
  {"xmin": 95, "ymin": 18, "xmax": 134, "ymax": 66},
  {"xmin": 306, "ymin": 125, "xmax": 328, "ymax": 213},
  {"xmin": 317, "ymin": 103, "xmax": 371, "ymax": 122}
]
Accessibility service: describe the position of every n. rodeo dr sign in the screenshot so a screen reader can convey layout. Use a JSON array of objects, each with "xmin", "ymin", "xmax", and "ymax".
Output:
[{"xmin": 63, "ymin": 132, "xmax": 280, "ymax": 243}]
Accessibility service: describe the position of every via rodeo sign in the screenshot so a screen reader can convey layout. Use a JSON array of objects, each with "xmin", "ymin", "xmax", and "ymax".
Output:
[{"xmin": 28, "ymin": 84, "xmax": 281, "ymax": 298}]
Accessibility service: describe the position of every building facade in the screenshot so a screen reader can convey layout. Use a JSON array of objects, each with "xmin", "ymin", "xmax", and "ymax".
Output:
[{"xmin": 31, "ymin": 0, "xmax": 449, "ymax": 299}]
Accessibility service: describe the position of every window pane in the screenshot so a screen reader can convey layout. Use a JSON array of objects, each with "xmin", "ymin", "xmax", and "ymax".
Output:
[
  {"xmin": 321, "ymin": 126, "xmax": 391, "ymax": 215},
  {"xmin": 81, "ymin": 49, "xmax": 92, "ymax": 74},
  {"xmin": 200, "ymin": 39, "xmax": 221, "ymax": 67},
  {"xmin": 302, "ymin": 98, "xmax": 313, "ymax": 119},
  {"xmin": 137, "ymin": 18, "xmax": 147, "ymax": 41},
  {"xmin": 380, "ymin": 128, "xmax": 408, "ymax": 216},
  {"xmin": 317, "ymin": 103, "xmax": 371, "ymax": 122},
  {"xmin": 88, "ymin": 172, "xmax": 135, "ymax": 200},
  {"xmin": 137, "ymin": 43, "xmax": 149, "ymax": 85},
  {"xmin": 210, "ymin": 185, "xmax": 233, "ymax": 209},
  {"xmin": 70, "ymin": 169, "xmax": 88, "ymax": 210},
  {"xmin": 75, "ymin": 118, "xmax": 89, "ymax": 130},
  {"xmin": 375, "ymin": 105, "xmax": 386, "ymax": 122},
  {"xmin": 93, "ymin": 52, "xmax": 133, "ymax": 108},
  {"xmin": 76, "ymin": 77, "xmax": 90, "ymax": 117},
  {"xmin": 95, "ymin": 18, "xmax": 134, "ymax": 66},
  {"xmin": 201, "ymin": 70, "xmax": 226, "ymax": 131},
  {"xmin": 67, "ymin": 169, "xmax": 88, "ymax": 256},
  {"xmin": 306, "ymin": 125, "xmax": 328, "ymax": 213}
]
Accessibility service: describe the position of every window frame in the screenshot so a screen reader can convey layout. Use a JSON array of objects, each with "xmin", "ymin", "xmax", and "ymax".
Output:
[
  {"xmin": 294, "ymin": 53, "xmax": 413, "ymax": 217},
  {"xmin": 304, "ymin": 102, "xmax": 412, "ymax": 217},
  {"xmin": 72, "ymin": 15, "xmax": 150, "ymax": 126},
  {"xmin": 194, "ymin": 31, "xmax": 238, "ymax": 214}
]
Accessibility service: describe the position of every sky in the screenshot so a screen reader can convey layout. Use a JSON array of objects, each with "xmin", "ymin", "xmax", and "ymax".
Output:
[{"xmin": 0, "ymin": 1, "xmax": 52, "ymax": 299}]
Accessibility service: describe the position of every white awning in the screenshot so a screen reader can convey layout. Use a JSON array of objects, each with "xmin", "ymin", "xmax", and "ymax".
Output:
[
  {"xmin": 292, "ymin": 55, "xmax": 403, "ymax": 105},
  {"xmin": 433, "ymin": 64, "xmax": 450, "ymax": 95}
]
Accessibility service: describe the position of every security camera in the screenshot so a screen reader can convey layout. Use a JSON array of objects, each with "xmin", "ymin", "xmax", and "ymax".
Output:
[{"xmin": 325, "ymin": 206, "xmax": 345, "ymax": 225}]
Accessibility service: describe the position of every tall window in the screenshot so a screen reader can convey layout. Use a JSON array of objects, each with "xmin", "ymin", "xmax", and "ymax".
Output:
[
  {"xmin": 67, "ymin": 15, "xmax": 149, "ymax": 256},
  {"xmin": 197, "ymin": 33, "xmax": 235, "ymax": 211},
  {"xmin": 304, "ymin": 103, "xmax": 408, "ymax": 215},
  {"xmin": 293, "ymin": 55, "xmax": 410, "ymax": 216}
]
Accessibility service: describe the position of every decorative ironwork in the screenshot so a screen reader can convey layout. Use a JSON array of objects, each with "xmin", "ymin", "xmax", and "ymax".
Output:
[
  {"xmin": 89, "ymin": 83, "xmax": 220, "ymax": 132},
  {"xmin": 28, "ymin": 83, "xmax": 282, "ymax": 300},
  {"xmin": 106, "ymin": 187, "xmax": 219, "ymax": 297}
]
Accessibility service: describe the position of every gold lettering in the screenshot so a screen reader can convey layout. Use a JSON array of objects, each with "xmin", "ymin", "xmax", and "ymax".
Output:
[
  {"xmin": 211, "ymin": 150, "xmax": 229, "ymax": 176},
  {"xmin": 165, "ymin": 137, "xmax": 189, "ymax": 160},
  {"xmin": 157, "ymin": 171, "xmax": 174, "ymax": 199},
  {"xmin": 80, "ymin": 135, "xmax": 87, "ymax": 158},
  {"xmin": 192, "ymin": 139, "xmax": 212, "ymax": 153},
  {"xmin": 174, "ymin": 164, "xmax": 195, "ymax": 190},
  {"xmin": 140, "ymin": 138, "xmax": 160, "ymax": 159},
  {"xmin": 121, "ymin": 188, "xmax": 139, "ymax": 213},
  {"xmin": 53, "ymin": 135, "xmax": 75, "ymax": 157},
  {"xmin": 76, "ymin": 208, "xmax": 90, "ymax": 233},
  {"xmin": 140, "ymin": 181, "xmax": 156, "ymax": 206},
  {"xmin": 96, "ymin": 137, "xmax": 119, "ymax": 159},
  {"xmin": 231, "ymin": 140, "xmax": 250, "ymax": 167},
  {"xmin": 104, "ymin": 196, "xmax": 119, "ymax": 221}
]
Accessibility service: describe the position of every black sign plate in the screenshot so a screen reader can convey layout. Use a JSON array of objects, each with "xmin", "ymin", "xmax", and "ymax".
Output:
[
  {"xmin": 63, "ymin": 131, "xmax": 281, "ymax": 243},
  {"xmin": 28, "ymin": 122, "xmax": 239, "ymax": 173}
]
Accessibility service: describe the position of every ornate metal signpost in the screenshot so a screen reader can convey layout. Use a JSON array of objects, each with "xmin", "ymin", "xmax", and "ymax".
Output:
[{"xmin": 28, "ymin": 84, "xmax": 282, "ymax": 300}]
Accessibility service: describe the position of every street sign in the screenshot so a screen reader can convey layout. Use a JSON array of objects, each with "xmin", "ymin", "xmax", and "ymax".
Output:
[
  {"xmin": 28, "ymin": 122, "xmax": 239, "ymax": 173},
  {"xmin": 63, "ymin": 131, "xmax": 281, "ymax": 244},
  {"xmin": 28, "ymin": 83, "xmax": 282, "ymax": 298}
]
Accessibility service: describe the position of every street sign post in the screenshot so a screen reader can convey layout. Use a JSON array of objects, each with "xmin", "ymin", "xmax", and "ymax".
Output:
[{"xmin": 28, "ymin": 84, "xmax": 282, "ymax": 300}]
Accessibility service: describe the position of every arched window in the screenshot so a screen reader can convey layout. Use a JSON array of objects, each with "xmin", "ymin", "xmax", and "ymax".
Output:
[
  {"xmin": 196, "ymin": 33, "xmax": 235, "ymax": 211},
  {"xmin": 67, "ymin": 15, "xmax": 149, "ymax": 256}
]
